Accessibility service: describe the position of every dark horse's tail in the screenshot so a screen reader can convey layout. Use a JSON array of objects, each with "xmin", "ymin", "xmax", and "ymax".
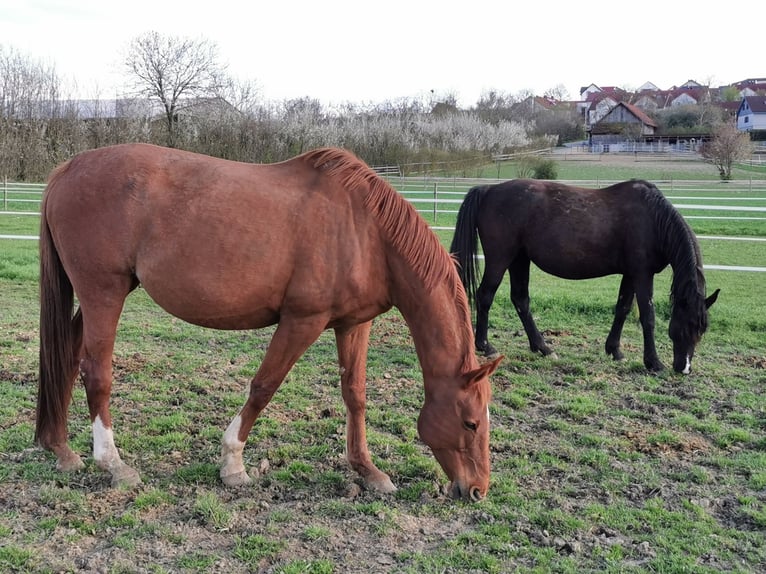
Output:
[
  {"xmin": 35, "ymin": 164, "xmax": 83, "ymax": 449},
  {"xmin": 450, "ymin": 185, "xmax": 489, "ymax": 308}
]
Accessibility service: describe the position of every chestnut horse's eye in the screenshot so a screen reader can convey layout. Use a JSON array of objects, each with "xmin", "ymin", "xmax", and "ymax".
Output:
[{"xmin": 464, "ymin": 421, "xmax": 478, "ymax": 431}]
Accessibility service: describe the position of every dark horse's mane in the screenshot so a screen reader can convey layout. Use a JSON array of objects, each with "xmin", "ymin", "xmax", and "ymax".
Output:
[{"xmin": 640, "ymin": 181, "xmax": 709, "ymax": 335}]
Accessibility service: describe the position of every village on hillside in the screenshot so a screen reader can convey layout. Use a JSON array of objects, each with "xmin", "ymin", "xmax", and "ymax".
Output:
[{"xmin": 525, "ymin": 77, "xmax": 766, "ymax": 152}]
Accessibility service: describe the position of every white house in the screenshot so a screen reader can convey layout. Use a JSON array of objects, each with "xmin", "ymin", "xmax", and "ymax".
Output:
[{"xmin": 737, "ymin": 96, "xmax": 766, "ymax": 132}]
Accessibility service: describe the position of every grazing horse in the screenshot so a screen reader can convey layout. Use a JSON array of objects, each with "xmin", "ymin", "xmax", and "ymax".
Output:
[
  {"xmin": 36, "ymin": 144, "xmax": 501, "ymax": 501},
  {"xmin": 450, "ymin": 179, "xmax": 719, "ymax": 374}
]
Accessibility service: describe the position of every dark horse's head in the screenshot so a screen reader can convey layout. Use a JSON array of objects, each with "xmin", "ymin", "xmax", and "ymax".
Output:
[
  {"xmin": 668, "ymin": 281, "xmax": 720, "ymax": 374},
  {"xmin": 649, "ymin": 185, "xmax": 720, "ymax": 375}
]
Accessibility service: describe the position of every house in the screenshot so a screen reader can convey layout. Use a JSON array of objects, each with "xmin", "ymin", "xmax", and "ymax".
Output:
[
  {"xmin": 633, "ymin": 92, "xmax": 665, "ymax": 113},
  {"xmin": 733, "ymin": 78, "xmax": 766, "ymax": 97},
  {"xmin": 582, "ymin": 90, "xmax": 624, "ymax": 125},
  {"xmin": 512, "ymin": 95, "xmax": 561, "ymax": 115},
  {"xmin": 637, "ymin": 81, "xmax": 660, "ymax": 92},
  {"xmin": 589, "ymin": 102, "xmax": 658, "ymax": 151},
  {"xmin": 677, "ymin": 79, "xmax": 704, "ymax": 90},
  {"xmin": 737, "ymin": 96, "xmax": 766, "ymax": 133}
]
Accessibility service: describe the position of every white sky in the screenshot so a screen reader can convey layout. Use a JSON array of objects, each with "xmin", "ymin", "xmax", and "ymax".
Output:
[{"xmin": 2, "ymin": 0, "xmax": 761, "ymax": 107}]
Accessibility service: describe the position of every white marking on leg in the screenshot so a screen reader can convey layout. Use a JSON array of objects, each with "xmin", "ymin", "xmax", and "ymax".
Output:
[
  {"xmin": 683, "ymin": 355, "xmax": 691, "ymax": 375},
  {"xmin": 93, "ymin": 415, "xmax": 122, "ymax": 471},
  {"xmin": 220, "ymin": 414, "xmax": 246, "ymax": 478}
]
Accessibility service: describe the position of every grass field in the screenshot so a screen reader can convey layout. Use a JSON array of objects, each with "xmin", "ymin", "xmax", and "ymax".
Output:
[{"xmin": 1, "ymin": 155, "xmax": 765, "ymax": 573}]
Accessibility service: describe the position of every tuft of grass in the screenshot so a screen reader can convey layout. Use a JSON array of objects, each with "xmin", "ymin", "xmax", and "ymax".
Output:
[
  {"xmin": 193, "ymin": 491, "xmax": 232, "ymax": 530},
  {"xmin": 234, "ymin": 534, "xmax": 286, "ymax": 567},
  {"xmin": 276, "ymin": 559, "xmax": 335, "ymax": 574}
]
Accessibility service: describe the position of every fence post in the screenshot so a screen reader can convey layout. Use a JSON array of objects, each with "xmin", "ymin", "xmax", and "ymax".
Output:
[
  {"xmin": 3, "ymin": 177, "xmax": 6, "ymax": 211},
  {"xmin": 433, "ymin": 183, "xmax": 438, "ymax": 223}
]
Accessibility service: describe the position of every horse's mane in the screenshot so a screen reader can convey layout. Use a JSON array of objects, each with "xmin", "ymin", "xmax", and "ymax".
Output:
[
  {"xmin": 303, "ymin": 148, "xmax": 478, "ymax": 353},
  {"xmin": 641, "ymin": 181, "xmax": 709, "ymax": 334},
  {"xmin": 304, "ymin": 148, "xmax": 455, "ymax": 289}
]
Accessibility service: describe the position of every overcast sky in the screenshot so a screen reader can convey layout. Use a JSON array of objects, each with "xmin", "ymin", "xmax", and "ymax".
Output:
[{"xmin": 2, "ymin": 0, "xmax": 761, "ymax": 107}]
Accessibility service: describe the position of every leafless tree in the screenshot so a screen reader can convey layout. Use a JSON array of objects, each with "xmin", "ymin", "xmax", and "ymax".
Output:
[
  {"xmin": 700, "ymin": 122, "xmax": 755, "ymax": 180},
  {"xmin": 124, "ymin": 32, "xmax": 227, "ymax": 147},
  {"xmin": 0, "ymin": 45, "xmax": 66, "ymax": 179},
  {"xmin": 543, "ymin": 84, "xmax": 570, "ymax": 101}
]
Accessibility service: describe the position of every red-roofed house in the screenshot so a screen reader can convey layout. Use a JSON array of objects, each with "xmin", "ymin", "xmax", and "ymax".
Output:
[{"xmin": 589, "ymin": 102, "xmax": 658, "ymax": 150}]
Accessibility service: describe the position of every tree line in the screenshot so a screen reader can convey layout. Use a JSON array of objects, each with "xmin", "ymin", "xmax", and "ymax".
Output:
[
  {"xmin": 0, "ymin": 34, "xmax": 584, "ymax": 182},
  {"xmin": 1, "ymin": 33, "xmax": 753, "ymax": 182}
]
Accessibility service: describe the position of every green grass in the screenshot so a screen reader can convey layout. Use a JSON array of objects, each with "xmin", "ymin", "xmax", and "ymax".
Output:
[{"xmin": 1, "ymin": 159, "xmax": 764, "ymax": 572}]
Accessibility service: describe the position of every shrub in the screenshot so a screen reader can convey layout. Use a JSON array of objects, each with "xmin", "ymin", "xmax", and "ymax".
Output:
[{"xmin": 533, "ymin": 158, "xmax": 558, "ymax": 179}]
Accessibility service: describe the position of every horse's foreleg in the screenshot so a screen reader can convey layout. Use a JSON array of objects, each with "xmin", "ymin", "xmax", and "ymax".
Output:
[
  {"xmin": 635, "ymin": 279, "xmax": 664, "ymax": 371},
  {"xmin": 221, "ymin": 316, "xmax": 326, "ymax": 487},
  {"xmin": 80, "ymin": 301, "xmax": 141, "ymax": 488},
  {"xmin": 335, "ymin": 322, "xmax": 396, "ymax": 494},
  {"xmin": 474, "ymin": 263, "xmax": 506, "ymax": 358},
  {"xmin": 605, "ymin": 276, "xmax": 635, "ymax": 361},
  {"xmin": 509, "ymin": 260, "xmax": 553, "ymax": 357}
]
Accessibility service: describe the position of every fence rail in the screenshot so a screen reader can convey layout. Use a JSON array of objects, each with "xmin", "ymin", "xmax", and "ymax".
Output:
[
  {"xmin": 2, "ymin": 181, "xmax": 45, "ymax": 211},
  {"xmin": 3, "ymin": 179, "xmax": 765, "ymax": 271}
]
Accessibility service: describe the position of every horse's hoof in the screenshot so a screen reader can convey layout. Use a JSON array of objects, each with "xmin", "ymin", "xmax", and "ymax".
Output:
[
  {"xmin": 221, "ymin": 470, "xmax": 252, "ymax": 487},
  {"xmin": 608, "ymin": 349, "xmax": 625, "ymax": 361},
  {"xmin": 366, "ymin": 475, "xmax": 397, "ymax": 494},
  {"xmin": 56, "ymin": 454, "xmax": 85, "ymax": 473},
  {"xmin": 111, "ymin": 465, "xmax": 141, "ymax": 488},
  {"xmin": 476, "ymin": 342, "xmax": 500, "ymax": 359},
  {"xmin": 547, "ymin": 352, "xmax": 559, "ymax": 360}
]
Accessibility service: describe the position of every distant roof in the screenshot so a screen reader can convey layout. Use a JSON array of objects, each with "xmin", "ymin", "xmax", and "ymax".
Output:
[
  {"xmin": 741, "ymin": 95, "xmax": 766, "ymax": 113},
  {"xmin": 618, "ymin": 102, "xmax": 658, "ymax": 127}
]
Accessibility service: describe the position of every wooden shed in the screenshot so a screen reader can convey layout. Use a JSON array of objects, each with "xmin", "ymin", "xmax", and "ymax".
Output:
[{"xmin": 589, "ymin": 102, "xmax": 658, "ymax": 147}]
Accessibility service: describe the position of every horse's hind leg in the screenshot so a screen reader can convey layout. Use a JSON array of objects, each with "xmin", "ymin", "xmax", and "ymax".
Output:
[
  {"xmin": 79, "ymin": 295, "xmax": 141, "ymax": 488},
  {"xmin": 40, "ymin": 310, "xmax": 85, "ymax": 472},
  {"xmin": 605, "ymin": 276, "xmax": 635, "ymax": 361},
  {"xmin": 335, "ymin": 321, "xmax": 396, "ymax": 494},
  {"xmin": 509, "ymin": 259, "xmax": 553, "ymax": 357},
  {"xmin": 221, "ymin": 316, "xmax": 327, "ymax": 487}
]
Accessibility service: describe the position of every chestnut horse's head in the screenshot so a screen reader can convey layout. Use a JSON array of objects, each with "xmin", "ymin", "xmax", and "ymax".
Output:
[{"xmin": 417, "ymin": 356, "xmax": 502, "ymax": 502}]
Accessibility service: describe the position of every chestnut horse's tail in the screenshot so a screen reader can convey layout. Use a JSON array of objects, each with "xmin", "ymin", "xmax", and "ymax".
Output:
[
  {"xmin": 449, "ymin": 185, "xmax": 488, "ymax": 308},
  {"xmin": 35, "ymin": 169, "xmax": 82, "ymax": 448}
]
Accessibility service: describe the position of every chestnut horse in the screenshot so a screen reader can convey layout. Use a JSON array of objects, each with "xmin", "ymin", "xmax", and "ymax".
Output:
[
  {"xmin": 450, "ymin": 179, "xmax": 719, "ymax": 374},
  {"xmin": 36, "ymin": 144, "xmax": 501, "ymax": 501}
]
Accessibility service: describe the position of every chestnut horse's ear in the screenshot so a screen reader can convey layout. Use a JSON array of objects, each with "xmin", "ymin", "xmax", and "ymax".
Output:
[
  {"xmin": 464, "ymin": 355, "xmax": 503, "ymax": 389},
  {"xmin": 705, "ymin": 288, "xmax": 720, "ymax": 309}
]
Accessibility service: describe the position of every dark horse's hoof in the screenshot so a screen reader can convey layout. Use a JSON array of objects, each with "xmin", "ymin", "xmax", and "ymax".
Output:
[
  {"xmin": 476, "ymin": 341, "xmax": 500, "ymax": 359},
  {"xmin": 609, "ymin": 350, "xmax": 625, "ymax": 361},
  {"xmin": 646, "ymin": 361, "xmax": 665, "ymax": 372}
]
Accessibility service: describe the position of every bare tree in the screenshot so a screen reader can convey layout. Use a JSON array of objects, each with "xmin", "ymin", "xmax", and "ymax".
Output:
[
  {"xmin": 124, "ymin": 32, "xmax": 226, "ymax": 147},
  {"xmin": 0, "ymin": 45, "xmax": 65, "ymax": 179},
  {"xmin": 700, "ymin": 122, "xmax": 754, "ymax": 180},
  {"xmin": 543, "ymin": 84, "xmax": 570, "ymax": 101}
]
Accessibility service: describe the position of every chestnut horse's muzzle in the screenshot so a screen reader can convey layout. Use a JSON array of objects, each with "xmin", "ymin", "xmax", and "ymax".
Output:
[{"xmin": 448, "ymin": 481, "xmax": 486, "ymax": 502}]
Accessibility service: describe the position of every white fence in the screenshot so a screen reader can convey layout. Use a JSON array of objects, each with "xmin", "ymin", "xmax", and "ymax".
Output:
[
  {"xmin": 1, "ymin": 181, "xmax": 45, "ymax": 212},
  {"xmin": 2, "ymin": 179, "xmax": 765, "ymax": 271}
]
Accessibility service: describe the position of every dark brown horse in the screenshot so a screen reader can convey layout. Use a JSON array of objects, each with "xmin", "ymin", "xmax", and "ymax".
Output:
[
  {"xmin": 36, "ymin": 144, "xmax": 501, "ymax": 501},
  {"xmin": 450, "ymin": 179, "xmax": 719, "ymax": 374}
]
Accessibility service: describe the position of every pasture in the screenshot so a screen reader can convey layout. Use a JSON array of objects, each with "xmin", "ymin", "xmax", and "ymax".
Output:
[{"xmin": 1, "ymin": 156, "xmax": 765, "ymax": 573}]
